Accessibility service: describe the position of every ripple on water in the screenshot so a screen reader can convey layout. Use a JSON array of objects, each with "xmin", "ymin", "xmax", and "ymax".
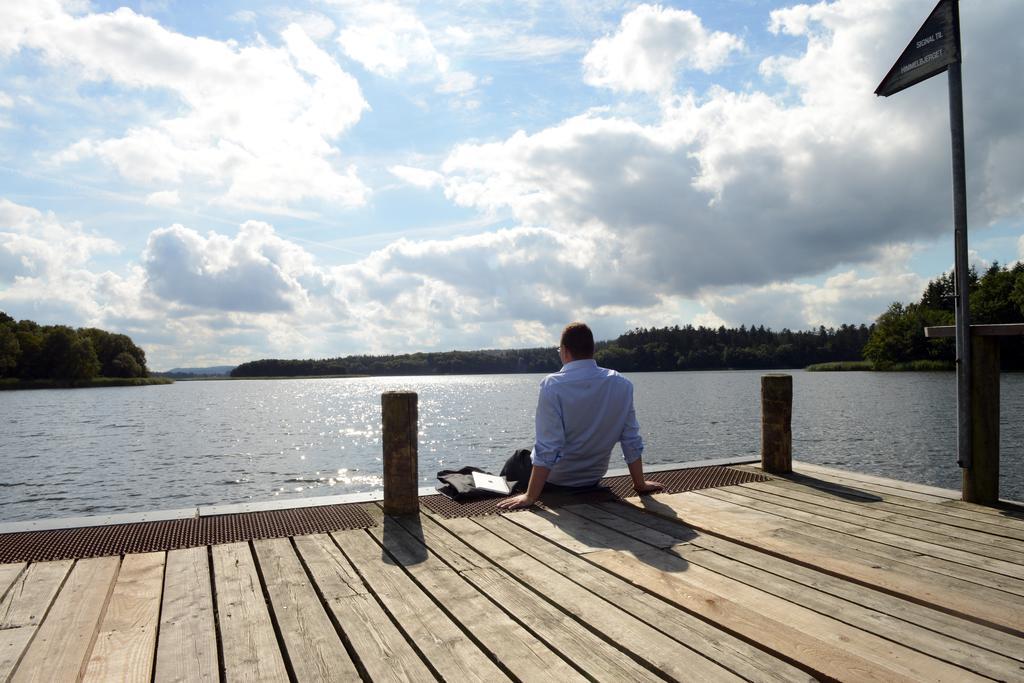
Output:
[{"xmin": 1, "ymin": 371, "xmax": 1022, "ymax": 521}]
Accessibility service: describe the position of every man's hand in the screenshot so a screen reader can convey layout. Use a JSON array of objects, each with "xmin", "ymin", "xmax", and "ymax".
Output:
[
  {"xmin": 497, "ymin": 464, "xmax": 548, "ymax": 510},
  {"xmin": 496, "ymin": 493, "xmax": 537, "ymax": 510},
  {"xmin": 634, "ymin": 480, "xmax": 664, "ymax": 495}
]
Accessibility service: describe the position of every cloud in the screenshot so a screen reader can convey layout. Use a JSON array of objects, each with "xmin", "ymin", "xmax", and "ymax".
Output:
[
  {"xmin": 700, "ymin": 246, "xmax": 926, "ymax": 329},
  {"xmin": 144, "ymin": 190, "xmax": 180, "ymax": 207},
  {"xmin": 143, "ymin": 222, "xmax": 323, "ymax": 313},
  {"xmin": 583, "ymin": 4, "xmax": 744, "ymax": 94},
  {"xmin": 0, "ymin": 198, "xmax": 118, "ymax": 284},
  {"xmin": 440, "ymin": 23, "xmax": 585, "ymax": 62},
  {"xmin": 0, "ymin": 198, "xmax": 132, "ymax": 326},
  {"xmin": 0, "ymin": 91, "xmax": 12, "ymax": 128},
  {"xmin": 230, "ymin": 10, "xmax": 257, "ymax": 24},
  {"xmin": 131, "ymin": 219, "xmax": 659, "ymax": 360},
  {"xmin": 277, "ymin": 11, "xmax": 337, "ymax": 41},
  {"xmin": 8, "ymin": 200, "xmax": 627, "ymax": 365},
  {"xmin": 0, "ymin": 1, "xmax": 62, "ymax": 57},
  {"xmin": 334, "ymin": 1, "xmax": 476, "ymax": 95},
  {"xmin": 389, "ymin": 165, "xmax": 444, "ymax": 188},
  {"xmin": 6, "ymin": 2, "xmax": 1024, "ymax": 368},
  {"xmin": 6, "ymin": 6, "xmax": 368, "ymax": 210},
  {"xmin": 967, "ymin": 249, "xmax": 991, "ymax": 272},
  {"xmin": 0, "ymin": 194, "xmax": 1008, "ymax": 371},
  {"xmin": 442, "ymin": 1, "xmax": 1024, "ymax": 302},
  {"xmin": 337, "ymin": 1, "xmax": 438, "ymax": 77}
]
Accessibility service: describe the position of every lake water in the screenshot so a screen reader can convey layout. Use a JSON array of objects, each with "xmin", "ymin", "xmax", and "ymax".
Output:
[{"xmin": 1, "ymin": 370, "xmax": 1021, "ymax": 522}]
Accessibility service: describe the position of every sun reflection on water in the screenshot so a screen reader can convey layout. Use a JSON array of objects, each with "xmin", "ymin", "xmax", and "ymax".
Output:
[{"xmin": 2, "ymin": 372, "xmax": 1023, "ymax": 521}]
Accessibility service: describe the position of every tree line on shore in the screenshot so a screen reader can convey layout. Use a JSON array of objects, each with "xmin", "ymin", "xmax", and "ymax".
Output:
[
  {"xmin": 863, "ymin": 262, "xmax": 1024, "ymax": 370},
  {"xmin": 0, "ymin": 312, "xmax": 149, "ymax": 382},
  {"xmin": 233, "ymin": 262, "xmax": 1024, "ymax": 377},
  {"xmin": 7, "ymin": 261, "xmax": 1019, "ymax": 384},
  {"xmin": 231, "ymin": 323, "xmax": 874, "ymax": 377}
]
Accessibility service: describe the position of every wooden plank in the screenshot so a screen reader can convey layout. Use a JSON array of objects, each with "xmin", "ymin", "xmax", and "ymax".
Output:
[
  {"xmin": 722, "ymin": 484, "xmax": 1024, "ymax": 573},
  {"xmin": 778, "ymin": 470, "xmax": 1024, "ymax": 541},
  {"xmin": 669, "ymin": 538, "xmax": 1024, "ymax": 681},
  {"xmin": 0, "ymin": 563, "xmax": 26, "ymax": 598},
  {"xmin": 432, "ymin": 513, "xmax": 739, "ymax": 682},
  {"xmin": 792, "ymin": 461, "xmax": 1024, "ymax": 521},
  {"xmin": 620, "ymin": 492, "xmax": 1024, "ymax": 633},
  {"xmin": 947, "ymin": 499, "xmax": 1024, "ymax": 523},
  {"xmin": 793, "ymin": 462, "xmax": 959, "ymax": 499},
  {"xmin": 755, "ymin": 478, "xmax": 1024, "ymax": 554},
  {"xmin": 372, "ymin": 508, "xmax": 587, "ymax": 682},
  {"xmin": 788, "ymin": 465, "xmax": 1024, "ymax": 528},
  {"xmin": 253, "ymin": 537, "xmax": 361, "ymax": 682},
  {"xmin": 472, "ymin": 513, "xmax": 813, "ymax": 683},
  {"xmin": 10, "ymin": 556, "xmax": 120, "ymax": 683},
  {"xmin": 332, "ymin": 527, "xmax": 509, "ymax": 683},
  {"xmin": 509, "ymin": 505, "xmax": 982, "ymax": 681},
  {"xmin": 154, "ymin": 547, "xmax": 218, "ymax": 683},
  {"xmin": 770, "ymin": 466, "xmax": 956, "ymax": 503},
  {"xmin": 591, "ymin": 546, "xmax": 984, "ymax": 682},
  {"xmin": 0, "ymin": 560, "xmax": 73, "ymax": 681},
  {"xmin": 593, "ymin": 501, "xmax": 1024, "ymax": 662},
  {"xmin": 293, "ymin": 532, "xmax": 435, "ymax": 681},
  {"xmin": 211, "ymin": 542, "xmax": 289, "ymax": 683},
  {"xmin": 83, "ymin": 552, "xmax": 164, "ymax": 683},
  {"xmin": 699, "ymin": 487, "xmax": 1024, "ymax": 590}
]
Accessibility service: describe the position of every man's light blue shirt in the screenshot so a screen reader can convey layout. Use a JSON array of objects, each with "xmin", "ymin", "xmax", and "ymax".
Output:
[{"xmin": 531, "ymin": 359, "xmax": 644, "ymax": 487}]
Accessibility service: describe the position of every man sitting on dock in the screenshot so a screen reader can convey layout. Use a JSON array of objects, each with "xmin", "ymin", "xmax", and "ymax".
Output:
[{"xmin": 497, "ymin": 321, "xmax": 664, "ymax": 509}]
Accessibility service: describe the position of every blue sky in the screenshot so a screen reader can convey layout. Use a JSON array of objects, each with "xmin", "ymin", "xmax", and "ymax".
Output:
[{"xmin": 1, "ymin": 0, "xmax": 1022, "ymax": 369}]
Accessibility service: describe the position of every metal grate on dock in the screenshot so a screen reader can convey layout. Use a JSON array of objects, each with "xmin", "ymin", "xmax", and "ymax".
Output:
[
  {"xmin": 421, "ymin": 465, "xmax": 771, "ymax": 518},
  {"xmin": 0, "ymin": 502, "xmax": 376, "ymax": 563}
]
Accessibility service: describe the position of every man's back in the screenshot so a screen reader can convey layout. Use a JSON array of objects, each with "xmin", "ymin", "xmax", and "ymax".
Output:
[{"xmin": 533, "ymin": 359, "xmax": 644, "ymax": 486}]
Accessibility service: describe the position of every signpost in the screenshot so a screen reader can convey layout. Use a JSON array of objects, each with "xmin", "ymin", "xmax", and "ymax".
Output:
[
  {"xmin": 876, "ymin": 0, "xmax": 972, "ymax": 470},
  {"xmin": 875, "ymin": 1, "xmax": 960, "ymax": 97}
]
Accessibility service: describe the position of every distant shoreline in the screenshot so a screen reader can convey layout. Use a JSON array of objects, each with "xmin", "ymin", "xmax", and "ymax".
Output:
[
  {"xmin": 805, "ymin": 360, "xmax": 954, "ymax": 372},
  {"xmin": 0, "ymin": 377, "xmax": 173, "ymax": 391},
  {"xmin": 155, "ymin": 373, "xmax": 370, "ymax": 381},
  {"xmin": 165, "ymin": 365, "xmax": 960, "ymax": 379}
]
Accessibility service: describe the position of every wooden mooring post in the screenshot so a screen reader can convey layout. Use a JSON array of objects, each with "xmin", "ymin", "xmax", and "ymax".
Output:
[
  {"xmin": 761, "ymin": 374, "xmax": 792, "ymax": 474},
  {"xmin": 382, "ymin": 391, "xmax": 419, "ymax": 515},
  {"xmin": 925, "ymin": 323, "xmax": 1024, "ymax": 505},
  {"xmin": 966, "ymin": 336, "xmax": 999, "ymax": 505}
]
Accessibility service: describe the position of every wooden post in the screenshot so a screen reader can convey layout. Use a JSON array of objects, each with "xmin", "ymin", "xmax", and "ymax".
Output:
[
  {"xmin": 382, "ymin": 391, "xmax": 418, "ymax": 515},
  {"xmin": 926, "ymin": 323, "xmax": 1024, "ymax": 505},
  {"xmin": 963, "ymin": 336, "xmax": 999, "ymax": 504},
  {"xmin": 761, "ymin": 374, "xmax": 792, "ymax": 474}
]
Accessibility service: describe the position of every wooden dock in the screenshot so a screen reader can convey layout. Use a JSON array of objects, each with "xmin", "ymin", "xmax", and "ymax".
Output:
[{"xmin": 2, "ymin": 461, "xmax": 1023, "ymax": 682}]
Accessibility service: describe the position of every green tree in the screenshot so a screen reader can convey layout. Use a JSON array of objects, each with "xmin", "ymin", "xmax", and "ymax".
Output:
[
  {"xmin": 42, "ymin": 326, "xmax": 100, "ymax": 381},
  {"xmin": 15, "ymin": 323, "xmax": 46, "ymax": 380},
  {"xmin": 1012, "ymin": 266, "xmax": 1024, "ymax": 317},
  {"xmin": 919, "ymin": 271, "xmax": 956, "ymax": 312},
  {"xmin": 863, "ymin": 303, "xmax": 954, "ymax": 367},
  {"xmin": 971, "ymin": 262, "xmax": 1024, "ymax": 324},
  {"xmin": 81, "ymin": 328, "xmax": 148, "ymax": 377},
  {"xmin": 0, "ymin": 323, "xmax": 19, "ymax": 378},
  {"xmin": 109, "ymin": 351, "xmax": 143, "ymax": 377}
]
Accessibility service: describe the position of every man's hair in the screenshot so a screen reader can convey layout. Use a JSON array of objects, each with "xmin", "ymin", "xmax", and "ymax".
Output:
[{"xmin": 560, "ymin": 322, "xmax": 594, "ymax": 359}]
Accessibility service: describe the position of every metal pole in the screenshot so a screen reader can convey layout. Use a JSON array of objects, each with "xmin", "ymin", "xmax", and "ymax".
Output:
[{"xmin": 948, "ymin": 60, "xmax": 971, "ymax": 469}]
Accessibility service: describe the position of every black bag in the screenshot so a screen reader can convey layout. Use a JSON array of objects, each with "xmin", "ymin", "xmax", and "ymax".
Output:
[
  {"xmin": 436, "ymin": 448, "xmax": 533, "ymax": 500},
  {"xmin": 436, "ymin": 466, "xmax": 503, "ymax": 501},
  {"xmin": 499, "ymin": 448, "xmax": 533, "ymax": 493}
]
